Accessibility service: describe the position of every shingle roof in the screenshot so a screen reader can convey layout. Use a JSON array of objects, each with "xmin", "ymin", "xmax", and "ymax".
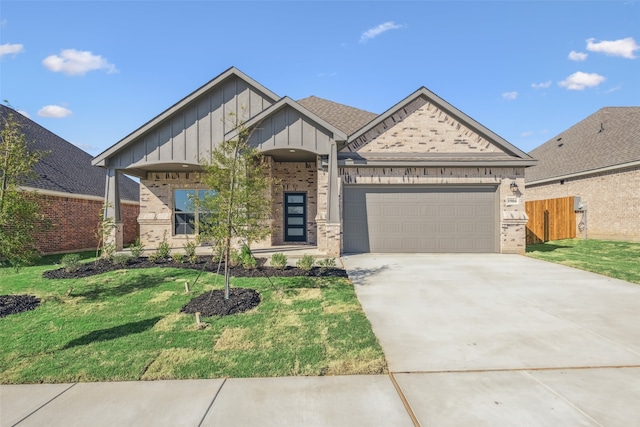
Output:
[
  {"xmin": 297, "ymin": 96, "xmax": 377, "ymax": 136},
  {"xmin": 0, "ymin": 105, "xmax": 139, "ymax": 201},
  {"xmin": 526, "ymin": 107, "xmax": 640, "ymax": 183}
]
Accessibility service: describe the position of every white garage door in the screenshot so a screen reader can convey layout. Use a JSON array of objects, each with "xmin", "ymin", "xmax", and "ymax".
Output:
[{"xmin": 343, "ymin": 185, "xmax": 498, "ymax": 253}]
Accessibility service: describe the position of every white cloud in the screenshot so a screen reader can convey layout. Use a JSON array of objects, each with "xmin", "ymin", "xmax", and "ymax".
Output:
[
  {"xmin": 0, "ymin": 43, "xmax": 24, "ymax": 57},
  {"xmin": 17, "ymin": 110, "xmax": 30, "ymax": 119},
  {"xmin": 531, "ymin": 80, "xmax": 552, "ymax": 89},
  {"xmin": 318, "ymin": 72, "xmax": 337, "ymax": 77},
  {"xmin": 502, "ymin": 91, "xmax": 518, "ymax": 101},
  {"xmin": 38, "ymin": 105, "xmax": 73, "ymax": 118},
  {"xmin": 568, "ymin": 50, "xmax": 588, "ymax": 61},
  {"xmin": 520, "ymin": 131, "xmax": 534, "ymax": 137},
  {"xmin": 360, "ymin": 21, "xmax": 403, "ymax": 43},
  {"xmin": 558, "ymin": 71, "xmax": 606, "ymax": 90},
  {"xmin": 586, "ymin": 37, "xmax": 639, "ymax": 59},
  {"xmin": 42, "ymin": 49, "xmax": 118, "ymax": 76},
  {"xmin": 72, "ymin": 142, "xmax": 97, "ymax": 152}
]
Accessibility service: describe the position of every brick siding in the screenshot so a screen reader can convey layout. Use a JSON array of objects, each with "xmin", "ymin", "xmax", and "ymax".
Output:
[{"xmin": 32, "ymin": 194, "xmax": 139, "ymax": 254}]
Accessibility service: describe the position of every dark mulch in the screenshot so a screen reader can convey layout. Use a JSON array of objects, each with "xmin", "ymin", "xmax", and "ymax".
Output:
[
  {"xmin": 42, "ymin": 256, "xmax": 348, "ymax": 280},
  {"xmin": 0, "ymin": 294, "xmax": 41, "ymax": 318},
  {"xmin": 180, "ymin": 288, "xmax": 261, "ymax": 317}
]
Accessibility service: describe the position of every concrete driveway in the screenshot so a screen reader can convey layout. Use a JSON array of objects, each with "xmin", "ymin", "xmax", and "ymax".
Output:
[{"xmin": 342, "ymin": 254, "xmax": 640, "ymax": 426}]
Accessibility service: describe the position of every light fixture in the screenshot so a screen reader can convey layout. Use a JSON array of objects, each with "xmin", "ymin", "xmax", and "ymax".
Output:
[
  {"xmin": 182, "ymin": 164, "xmax": 189, "ymax": 168},
  {"xmin": 510, "ymin": 182, "xmax": 519, "ymax": 193},
  {"xmin": 289, "ymin": 149, "xmax": 296, "ymax": 153}
]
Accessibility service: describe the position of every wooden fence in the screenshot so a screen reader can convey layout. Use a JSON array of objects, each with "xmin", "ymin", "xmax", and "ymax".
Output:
[{"xmin": 525, "ymin": 196, "xmax": 576, "ymax": 244}]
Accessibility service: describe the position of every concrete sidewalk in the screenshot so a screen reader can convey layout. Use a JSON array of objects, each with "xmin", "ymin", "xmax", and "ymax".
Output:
[{"xmin": 1, "ymin": 376, "xmax": 414, "ymax": 427}]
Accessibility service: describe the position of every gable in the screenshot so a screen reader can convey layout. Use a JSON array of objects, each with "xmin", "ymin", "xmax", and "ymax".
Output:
[
  {"xmin": 355, "ymin": 97, "xmax": 502, "ymax": 155},
  {"xmin": 342, "ymin": 87, "xmax": 533, "ymax": 165},
  {"xmin": 92, "ymin": 67, "xmax": 278, "ymax": 175}
]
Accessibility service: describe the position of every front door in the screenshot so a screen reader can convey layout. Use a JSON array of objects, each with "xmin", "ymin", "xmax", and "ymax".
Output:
[{"xmin": 284, "ymin": 192, "xmax": 306, "ymax": 242}]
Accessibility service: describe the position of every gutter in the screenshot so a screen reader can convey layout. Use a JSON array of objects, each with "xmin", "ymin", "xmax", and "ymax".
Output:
[{"xmin": 526, "ymin": 160, "xmax": 640, "ymax": 186}]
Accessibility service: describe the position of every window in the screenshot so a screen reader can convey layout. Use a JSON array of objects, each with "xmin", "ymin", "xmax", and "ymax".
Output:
[{"xmin": 174, "ymin": 190, "xmax": 216, "ymax": 235}]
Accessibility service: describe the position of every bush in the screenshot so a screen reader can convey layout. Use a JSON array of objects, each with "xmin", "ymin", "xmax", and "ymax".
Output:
[
  {"xmin": 270, "ymin": 253, "xmax": 287, "ymax": 270},
  {"xmin": 240, "ymin": 245, "xmax": 257, "ymax": 269},
  {"xmin": 129, "ymin": 238, "xmax": 145, "ymax": 258},
  {"xmin": 157, "ymin": 237, "xmax": 171, "ymax": 259},
  {"xmin": 112, "ymin": 254, "xmax": 132, "ymax": 267},
  {"xmin": 296, "ymin": 255, "xmax": 315, "ymax": 271},
  {"xmin": 61, "ymin": 254, "xmax": 82, "ymax": 273},
  {"xmin": 317, "ymin": 258, "xmax": 336, "ymax": 270},
  {"xmin": 172, "ymin": 253, "xmax": 185, "ymax": 263},
  {"xmin": 148, "ymin": 252, "xmax": 163, "ymax": 264},
  {"xmin": 183, "ymin": 239, "xmax": 198, "ymax": 264},
  {"xmin": 101, "ymin": 243, "xmax": 116, "ymax": 261}
]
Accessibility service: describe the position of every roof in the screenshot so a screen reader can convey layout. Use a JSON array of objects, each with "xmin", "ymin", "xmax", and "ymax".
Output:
[
  {"xmin": 0, "ymin": 105, "xmax": 139, "ymax": 201},
  {"xmin": 297, "ymin": 96, "xmax": 377, "ymax": 136},
  {"xmin": 526, "ymin": 107, "xmax": 640, "ymax": 184}
]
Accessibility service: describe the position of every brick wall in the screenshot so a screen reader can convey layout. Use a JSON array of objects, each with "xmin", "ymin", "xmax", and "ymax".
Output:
[
  {"xmin": 526, "ymin": 165, "xmax": 640, "ymax": 242},
  {"xmin": 33, "ymin": 193, "xmax": 139, "ymax": 254}
]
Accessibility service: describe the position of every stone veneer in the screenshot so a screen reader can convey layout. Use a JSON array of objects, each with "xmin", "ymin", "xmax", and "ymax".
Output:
[
  {"xmin": 339, "ymin": 166, "xmax": 528, "ymax": 254},
  {"xmin": 526, "ymin": 165, "xmax": 640, "ymax": 242}
]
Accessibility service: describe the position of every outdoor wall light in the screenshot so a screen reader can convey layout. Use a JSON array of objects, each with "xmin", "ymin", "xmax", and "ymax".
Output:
[{"xmin": 510, "ymin": 182, "xmax": 519, "ymax": 193}]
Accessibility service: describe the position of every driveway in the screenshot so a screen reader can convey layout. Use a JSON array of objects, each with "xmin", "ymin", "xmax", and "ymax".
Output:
[{"xmin": 343, "ymin": 254, "xmax": 640, "ymax": 426}]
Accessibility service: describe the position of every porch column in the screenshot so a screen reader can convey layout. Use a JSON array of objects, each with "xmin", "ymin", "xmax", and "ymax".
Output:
[
  {"xmin": 103, "ymin": 168, "xmax": 123, "ymax": 251},
  {"xmin": 325, "ymin": 142, "xmax": 341, "ymax": 257}
]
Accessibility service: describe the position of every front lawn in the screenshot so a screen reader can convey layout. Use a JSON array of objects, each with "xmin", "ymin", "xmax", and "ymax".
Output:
[
  {"xmin": 526, "ymin": 239, "xmax": 640, "ymax": 284},
  {"xmin": 0, "ymin": 254, "xmax": 386, "ymax": 384}
]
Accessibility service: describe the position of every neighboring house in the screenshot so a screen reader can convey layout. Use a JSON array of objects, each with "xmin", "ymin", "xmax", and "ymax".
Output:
[
  {"xmin": 92, "ymin": 67, "xmax": 536, "ymax": 256},
  {"xmin": 526, "ymin": 107, "xmax": 640, "ymax": 242},
  {"xmin": 0, "ymin": 105, "xmax": 140, "ymax": 254}
]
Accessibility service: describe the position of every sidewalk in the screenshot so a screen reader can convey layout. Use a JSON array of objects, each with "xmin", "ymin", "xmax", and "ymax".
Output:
[{"xmin": 1, "ymin": 375, "xmax": 415, "ymax": 427}]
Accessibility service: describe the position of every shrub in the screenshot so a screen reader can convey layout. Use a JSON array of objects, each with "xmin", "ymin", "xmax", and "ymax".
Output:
[
  {"xmin": 61, "ymin": 254, "xmax": 82, "ymax": 273},
  {"xmin": 157, "ymin": 236, "xmax": 171, "ymax": 259},
  {"xmin": 229, "ymin": 248, "xmax": 242, "ymax": 267},
  {"xmin": 296, "ymin": 255, "xmax": 315, "ymax": 271},
  {"xmin": 183, "ymin": 239, "xmax": 198, "ymax": 264},
  {"xmin": 270, "ymin": 253, "xmax": 287, "ymax": 270},
  {"xmin": 148, "ymin": 252, "xmax": 163, "ymax": 264},
  {"xmin": 172, "ymin": 253, "xmax": 185, "ymax": 263},
  {"xmin": 101, "ymin": 243, "xmax": 116, "ymax": 261},
  {"xmin": 129, "ymin": 238, "xmax": 145, "ymax": 258},
  {"xmin": 317, "ymin": 258, "xmax": 336, "ymax": 270},
  {"xmin": 112, "ymin": 254, "xmax": 132, "ymax": 267},
  {"xmin": 240, "ymin": 245, "xmax": 257, "ymax": 269}
]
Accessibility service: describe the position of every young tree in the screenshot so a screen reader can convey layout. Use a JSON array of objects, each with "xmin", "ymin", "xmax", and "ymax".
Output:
[
  {"xmin": 198, "ymin": 115, "xmax": 274, "ymax": 299},
  {"xmin": 0, "ymin": 107, "xmax": 48, "ymax": 268}
]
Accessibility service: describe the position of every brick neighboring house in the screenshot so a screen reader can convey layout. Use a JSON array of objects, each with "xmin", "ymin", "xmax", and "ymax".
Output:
[
  {"xmin": 93, "ymin": 67, "xmax": 536, "ymax": 255},
  {"xmin": 0, "ymin": 105, "xmax": 140, "ymax": 254},
  {"xmin": 526, "ymin": 107, "xmax": 640, "ymax": 242}
]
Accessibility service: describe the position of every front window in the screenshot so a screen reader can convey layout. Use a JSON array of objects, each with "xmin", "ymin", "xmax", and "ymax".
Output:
[{"xmin": 174, "ymin": 189, "xmax": 216, "ymax": 235}]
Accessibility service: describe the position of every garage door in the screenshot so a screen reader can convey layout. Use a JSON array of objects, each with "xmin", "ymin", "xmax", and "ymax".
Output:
[{"xmin": 343, "ymin": 186, "xmax": 498, "ymax": 253}]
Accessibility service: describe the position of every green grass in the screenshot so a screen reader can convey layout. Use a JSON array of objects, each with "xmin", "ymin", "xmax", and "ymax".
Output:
[
  {"xmin": 0, "ymin": 253, "xmax": 386, "ymax": 384},
  {"xmin": 526, "ymin": 239, "xmax": 640, "ymax": 284}
]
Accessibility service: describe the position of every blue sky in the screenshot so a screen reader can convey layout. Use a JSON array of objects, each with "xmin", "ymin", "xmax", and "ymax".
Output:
[{"xmin": 1, "ymin": 1, "xmax": 639, "ymax": 156}]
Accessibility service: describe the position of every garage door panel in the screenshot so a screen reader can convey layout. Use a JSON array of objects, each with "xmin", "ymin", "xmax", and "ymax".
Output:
[{"xmin": 343, "ymin": 186, "xmax": 497, "ymax": 253}]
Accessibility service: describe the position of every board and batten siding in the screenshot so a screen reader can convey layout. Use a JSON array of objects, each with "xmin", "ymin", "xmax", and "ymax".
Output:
[
  {"xmin": 249, "ymin": 106, "xmax": 334, "ymax": 155},
  {"xmin": 110, "ymin": 75, "xmax": 276, "ymax": 169}
]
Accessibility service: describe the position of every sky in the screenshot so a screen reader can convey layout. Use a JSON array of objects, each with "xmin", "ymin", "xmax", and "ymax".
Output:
[{"xmin": 1, "ymin": 0, "xmax": 639, "ymax": 157}]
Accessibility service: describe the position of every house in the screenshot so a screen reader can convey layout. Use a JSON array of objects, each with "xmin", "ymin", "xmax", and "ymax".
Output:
[
  {"xmin": 92, "ymin": 67, "xmax": 536, "ymax": 256},
  {"xmin": 526, "ymin": 107, "xmax": 640, "ymax": 242},
  {"xmin": 0, "ymin": 104, "xmax": 140, "ymax": 254}
]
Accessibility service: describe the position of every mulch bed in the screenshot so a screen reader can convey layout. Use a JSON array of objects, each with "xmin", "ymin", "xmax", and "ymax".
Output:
[
  {"xmin": 20, "ymin": 256, "xmax": 346, "ymax": 318},
  {"xmin": 42, "ymin": 256, "xmax": 347, "ymax": 280},
  {"xmin": 181, "ymin": 288, "xmax": 261, "ymax": 317},
  {"xmin": 0, "ymin": 294, "xmax": 41, "ymax": 318}
]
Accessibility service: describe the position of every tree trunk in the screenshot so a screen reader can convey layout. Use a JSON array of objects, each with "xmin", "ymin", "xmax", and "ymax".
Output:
[{"xmin": 224, "ymin": 237, "xmax": 231, "ymax": 300}]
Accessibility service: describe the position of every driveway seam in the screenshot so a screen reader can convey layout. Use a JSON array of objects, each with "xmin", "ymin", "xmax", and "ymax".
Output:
[
  {"xmin": 197, "ymin": 377, "xmax": 227, "ymax": 427},
  {"xmin": 388, "ymin": 372, "xmax": 420, "ymax": 427},
  {"xmin": 522, "ymin": 371, "xmax": 605, "ymax": 427},
  {"xmin": 12, "ymin": 383, "xmax": 77, "ymax": 426},
  {"xmin": 389, "ymin": 364, "xmax": 640, "ymax": 375}
]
